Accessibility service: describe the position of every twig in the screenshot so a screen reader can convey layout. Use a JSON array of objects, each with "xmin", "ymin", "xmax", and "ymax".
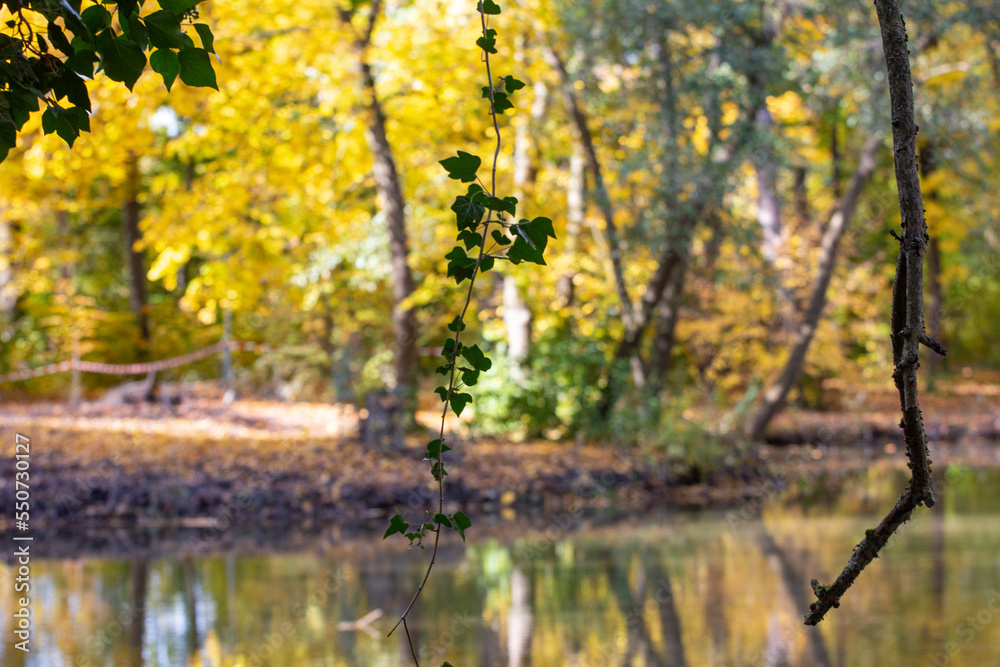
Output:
[{"xmin": 804, "ymin": 0, "xmax": 935, "ymax": 625}]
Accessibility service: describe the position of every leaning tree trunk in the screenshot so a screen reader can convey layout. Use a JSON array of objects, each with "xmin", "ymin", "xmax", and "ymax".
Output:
[
  {"xmin": 747, "ymin": 133, "xmax": 882, "ymax": 441},
  {"xmin": 122, "ymin": 153, "xmax": 149, "ymax": 347}
]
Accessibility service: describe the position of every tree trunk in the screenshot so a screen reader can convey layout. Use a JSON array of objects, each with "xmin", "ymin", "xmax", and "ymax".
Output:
[
  {"xmin": 755, "ymin": 107, "xmax": 785, "ymax": 268},
  {"xmin": 556, "ymin": 148, "xmax": 585, "ymax": 308},
  {"xmin": 342, "ymin": 4, "xmax": 418, "ymax": 405},
  {"xmin": 122, "ymin": 154, "xmax": 149, "ymax": 346},
  {"xmin": 503, "ymin": 53, "xmax": 545, "ymax": 364},
  {"xmin": 0, "ymin": 214, "xmax": 16, "ymax": 325},
  {"xmin": 748, "ymin": 133, "xmax": 882, "ymax": 441},
  {"xmin": 648, "ymin": 257, "xmax": 687, "ymax": 392}
]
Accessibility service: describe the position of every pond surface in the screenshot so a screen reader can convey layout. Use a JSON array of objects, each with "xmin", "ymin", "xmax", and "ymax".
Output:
[{"xmin": 3, "ymin": 464, "xmax": 1000, "ymax": 666}]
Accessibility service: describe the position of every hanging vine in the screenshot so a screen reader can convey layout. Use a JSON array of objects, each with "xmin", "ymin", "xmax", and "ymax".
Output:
[{"xmin": 383, "ymin": 1, "xmax": 553, "ymax": 663}]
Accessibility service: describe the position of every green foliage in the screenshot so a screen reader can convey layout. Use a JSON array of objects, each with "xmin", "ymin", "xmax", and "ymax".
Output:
[{"xmin": 0, "ymin": 0, "xmax": 217, "ymax": 159}]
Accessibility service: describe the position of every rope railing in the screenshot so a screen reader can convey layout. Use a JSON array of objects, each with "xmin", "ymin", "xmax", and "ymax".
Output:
[{"xmin": 0, "ymin": 340, "xmax": 268, "ymax": 383}]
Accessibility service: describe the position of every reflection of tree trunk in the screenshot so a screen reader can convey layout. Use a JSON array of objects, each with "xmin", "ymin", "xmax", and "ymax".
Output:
[
  {"xmin": 756, "ymin": 530, "xmax": 831, "ymax": 666},
  {"xmin": 507, "ymin": 568, "xmax": 533, "ymax": 667},
  {"xmin": 646, "ymin": 555, "xmax": 686, "ymax": 667},
  {"xmin": 123, "ymin": 154, "xmax": 149, "ymax": 346},
  {"xmin": 182, "ymin": 558, "xmax": 200, "ymax": 657},
  {"xmin": 125, "ymin": 559, "xmax": 148, "ymax": 667},
  {"xmin": 605, "ymin": 555, "xmax": 665, "ymax": 667},
  {"xmin": 748, "ymin": 133, "xmax": 882, "ymax": 441}
]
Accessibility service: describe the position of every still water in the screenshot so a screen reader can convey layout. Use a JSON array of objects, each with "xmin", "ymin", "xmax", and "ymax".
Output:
[{"xmin": 3, "ymin": 464, "xmax": 1000, "ymax": 666}]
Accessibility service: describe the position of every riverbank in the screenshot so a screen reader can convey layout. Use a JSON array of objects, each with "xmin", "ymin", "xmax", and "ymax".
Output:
[{"xmin": 0, "ymin": 379, "xmax": 997, "ymax": 536}]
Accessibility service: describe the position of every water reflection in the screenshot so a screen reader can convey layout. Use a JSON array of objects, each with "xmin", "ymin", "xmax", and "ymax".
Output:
[{"xmin": 3, "ymin": 465, "xmax": 1000, "ymax": 666}]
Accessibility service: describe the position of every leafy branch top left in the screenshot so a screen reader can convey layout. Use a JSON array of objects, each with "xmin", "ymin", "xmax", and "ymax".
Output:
[{"xmin": 0, "ymin": 0, "xmax": 218, "ymax": 160}]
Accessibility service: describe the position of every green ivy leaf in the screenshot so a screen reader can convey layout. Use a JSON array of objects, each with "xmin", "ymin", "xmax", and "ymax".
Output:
[
  {"xmin": 451, "ymin": 392, "xmax": 473, "ymax": 417},
  {"xmin": 457, "ymin": 229, "xmax": 483, "ymax": 250},
  {"xmin": 434, "ymin": 385, "xmax": 448, "ymax": 401},
  {"xmin": 424, "ymin": 439, "xmax": 451, "ymax": 460},
  {"xmin": 149, "ymin": 48, "xmax": 179, "ymax": 91},
  {"xmin": 507, "ymin": 217, "xmax": 556, "ymax": 265},
  {"xmin": 461, "ymin": 344, "xmax": 492, "ymax": 372},
  {"xmin": 95, "ymin": 29, "xmax": 146, "ymax": 90},
  {"xmin": 434, "ymin": 513, "xmax": 453, "ymax": 529},
  {"xmin": 476, "ymin": 28, "xmax": 498, "ymax": 54},
  {"xmin": 491, "ymin": 229, "xmax": 512, "ymax": 246},
  {"xmin": 501, "ymin": 75, "xmax": 526, "ymax": 92},
  {"xmin": 460, "ymin": 368, "xmax": 480, "ymax": 386},
  {"xmin": 431, "ymin": 461, "xmax": 449, "ymax": 480},
  {"xmin": 481, "ymin": 88, "xmax": 513, "ymax": 113},
  {"xmin": 477, "ymin": 0, "xmax": 501, "ymax": 14},
  {"xmin": 453, "ymin": 511, "xmax": 472, "ymax": 541},
  {"xmin": 440, "ymin": 151, "xmax": 481, "ymax": 183},
  {"xmin": 452, "ymin": 191, "xmax": 486, "ymax": 231},
  {"xmin": 435, "ymin": 364, "xmax": 452, "ymax": 376},
  {"xmin": 193, "ymin": 23, "xmax": 214, "ymax": 52},
  {"xmin": 479, "ymin": 255, "xmax": 495, "ymax": 272},
  {"xmin": 447, "ymin": 316, "xmax": 466, "ymax": 332},
  {"xmin": 178, "ymin": 47, "xmax": 218, "ymax": 89},
  {"xmin": 445, "ymin": 246, "xmax": 477, "ymax": 284},
  {"xmin": 142, "ymin": 9, "xmax": 187, "ymax": 49},
  {"xmin": 383, "ymin": 514, "xmax": 408, "ymax": 539}
]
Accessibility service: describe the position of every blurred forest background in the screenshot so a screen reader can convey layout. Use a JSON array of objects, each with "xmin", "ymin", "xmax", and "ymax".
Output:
[{"xmin": 1, "ymin": 0, "xmax": 997, "ymax": 446}]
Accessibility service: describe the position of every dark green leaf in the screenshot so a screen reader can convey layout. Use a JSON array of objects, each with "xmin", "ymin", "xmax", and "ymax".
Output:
[
  {"xmin": 433, "ymin": 513, "xmax": 453, "ymax": 529},
  {"xmin": 80, "ymin": 5, "xmax": 111, "ymax": 35},
  {"xmin": 95, "ymin": 28, "xmax": 146, "ymax": 90},
  {"xmin": 435, "ymin": 364, "xmax": 452, "ymax": 376},
  {"xmin": 193, "ymin": 23, "xmax": 214, "ymax": 52},
  {"xmin": 491, "ymin": 91, "xmax": 513, "ymax": 114},
  {"xmin": 178, "ymin": 47, "xmax": 217, "ymax": 89},
  {"xmin": 383, "ymin": 514, "xmax": 408, "ymax": 539},
  {"xmin": 453, "ymin": 511, "xmax": 472, "ymax": 541},
  {"xmin": 434, "ymin": 386, "xmax": 448, "ymax": 401},
  {"xmin": 445, "ymin": 246, "xmax": 477, "ymax": 284},
  {"xmin": 502, "ymin": 75, "xmax": 526, "ymax": 92},
  {"xmin": 460, "ymin": 368, "xmax": 480, "ymax": 386},
  {"xmin": 457, "ymin": 229, "xmax": 482, "ymax": 250},
  {"xmin": 431, "ymin": 461, "xmax": 448, "ymax": 480},
  {"xmin": 424, "ymin": 439, "xmax": 451, "ymax": 460},
  {"xmin": 142, "ymin": 10, "xmax": 186, "ymax": 49},
  {"xmin": 451, "ymin": 192, "xmax": 485, "ymax": 230},
  {"xmin": 149, "ymin": 48, "xmax": 179, "ymax": 90},
  {"xmin": 47, "ymin": 23, "xmax": 74, "ymax": 57},
  {"xmin": 447, "ymin": 316, "xmax": 466, "ymax": 332},
  {"xmin": 451, "ymin": 392, "xmax": 473, "ymax": 417},
  {"xmin": 65, "ymin": 49, "xmax": 98, "ymax": 78},
  {"xmin": 440, "ymin": 151, "xmax": 480, "ymax": 183},
  {"xmin": 491, "ymin": 229, "xmax": 511, "ymax": 246},
  {"xmin": 37, "ymin": 35, "xmax": 48, "ymax": 54},
  {"xmin": 479, "ymin": 255, "xmax": 495, "ymax": 272},
  {"xmin": 157, "ymin": 0, "xmax": 199, "ymax": 12},
  {"xmin": 116, "ymin": 0, "xmax": 139, "ymax": 19},
  {"xmin": 477, "ymin": 0, "xmax": 500, "ymax": 14},
  {"xmin": 124, "ymin": 13, "xmax": 149, "ymax": 50},
  {"xmin": 507, "ymin": 216, "xmax": 556, "ymax": 265},
  {"xmin": 461, "ymin": 344, "xmax": 492, "ymax": 372},
  {"xmin": 52, "ymin": 68, "xmax": 90, "ymax": 111},
  {"xmin": 476, "ymin": 28, "xmax": 497, "ymax": 54}
]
